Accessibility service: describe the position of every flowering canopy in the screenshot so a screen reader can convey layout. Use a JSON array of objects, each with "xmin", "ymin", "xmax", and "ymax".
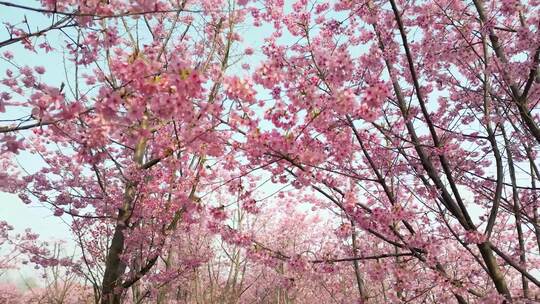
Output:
[{"xmin": 0, "ymin": 0, "xmax": 539, "ymax": 303}]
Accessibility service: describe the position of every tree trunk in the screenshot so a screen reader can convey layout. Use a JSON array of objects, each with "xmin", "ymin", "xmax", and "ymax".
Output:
[{"xmin": 100, "ymin": 118, "xmax": 148, "ymax": 304}]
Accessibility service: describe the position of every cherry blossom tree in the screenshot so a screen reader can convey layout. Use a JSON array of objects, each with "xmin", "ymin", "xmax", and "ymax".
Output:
[
  {"xmin": 1, "ymin": 0, "xmax": 540, "ymax": 303},
  {"xmin": 235, "ymin": 0, "xmax": 540, "ymax": 302}
]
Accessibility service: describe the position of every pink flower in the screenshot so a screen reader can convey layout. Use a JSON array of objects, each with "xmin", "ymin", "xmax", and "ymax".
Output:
[
  {"xmin": 242, "ymin": 199, "xmax": 260, "ymax": 214},
  {"xmin": 53, "ymin": 208, "xmax": 64, "ymax": 216},
  {"xmin": 464, "ymin": 231, "xmax": 486, "ymax": 244},
  {"xmin": 362, "ymin": 82, "xmax": 389, "ymax": 108},
  {"xmin": 225, "ymin": 76, "xmax": 257, "ymax": 103},
  {"xmin": 210, "ymin": 207, "xmax": 227, "ymax": 220},
  {"xmin": 335, "ymin": 223, "xmax": 351, "ymax": 238},
  {"xmin": 2, "ymin": 51, "xmax": 13, "ymax": 60},
  {"xmin": 34, "ymin": 66, "xmax": 46, "ymax": 74},
  {"xmin": 3, "ymin": 135, "xmax": 24, "ymax": 154}
]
